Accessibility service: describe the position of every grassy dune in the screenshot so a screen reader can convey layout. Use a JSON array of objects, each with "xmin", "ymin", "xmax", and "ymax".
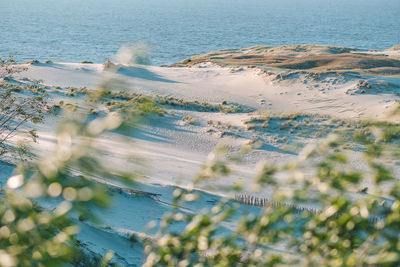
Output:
[{"xmin": 171, "ymin": 45, "xmax": 400, "ymax": 76}]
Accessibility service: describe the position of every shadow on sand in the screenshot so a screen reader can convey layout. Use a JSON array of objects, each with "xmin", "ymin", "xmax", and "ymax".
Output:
[{"xmin": 117, "ymin": 66, "xmax": 180, "ymax": 83}]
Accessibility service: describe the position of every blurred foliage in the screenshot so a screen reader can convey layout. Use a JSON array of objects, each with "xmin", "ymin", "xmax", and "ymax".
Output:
[
  {"xmin": 0, "ymin": 62, "xmax": 146, "ymax": 265},
  {"xmin": 143, "ymin": 127, "xmax": 400, "ymax": 266},
  {"xmin": 0, "ymin": 107, "xmax": 124, "ymax": 266}
]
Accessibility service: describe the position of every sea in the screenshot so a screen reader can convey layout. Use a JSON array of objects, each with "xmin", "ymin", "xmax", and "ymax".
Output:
[{"xmin": 1, "ymin": 0, "xmax": 399, "ymax": 65}]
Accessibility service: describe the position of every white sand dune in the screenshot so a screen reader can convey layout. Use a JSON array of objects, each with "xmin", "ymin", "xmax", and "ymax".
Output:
[
  {"xmin": 1, "ymin": 59, "xmax": 399, "ymax": 265},
  {"xmin": 19, "ymin": 62, "xmax": 400, "ymax": 121},
  {"xmin": 9, "ymin": 61, "xmax": 400, "ymax": 194}
]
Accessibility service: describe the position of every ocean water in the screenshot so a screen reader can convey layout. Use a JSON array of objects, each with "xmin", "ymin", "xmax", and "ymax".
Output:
[{"xmin": 1, "ymin": 0, "xmax": 399, "ymax": 65}]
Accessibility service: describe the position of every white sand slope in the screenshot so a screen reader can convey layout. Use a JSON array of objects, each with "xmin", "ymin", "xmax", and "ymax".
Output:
[
  {"xmin": 18, "ymin": 62, "xmax": 400, "ymax": 122},
  {"xmin": 9, "ymin": 61, "xmax": 400, "ymax": 196},
  {"xmin": 1, "ymin": 60, "xmax": 399, "ymax": 265}
]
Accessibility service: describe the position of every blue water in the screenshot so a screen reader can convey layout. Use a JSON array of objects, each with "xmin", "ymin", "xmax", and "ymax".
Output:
[{"xmin": 1, "ymin": 0, "xmax": 399, "ymax": 65}]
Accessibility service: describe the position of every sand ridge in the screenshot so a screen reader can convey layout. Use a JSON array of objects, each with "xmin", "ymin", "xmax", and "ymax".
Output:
[{"xmin": 170, "ymin": 45, "xmax": 400, "ymax": 76}]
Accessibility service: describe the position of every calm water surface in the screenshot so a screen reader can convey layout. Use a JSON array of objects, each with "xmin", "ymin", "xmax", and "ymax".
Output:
[{"xmin": 1, "ymin": 0, "xmax": 399, "ymax": 65}]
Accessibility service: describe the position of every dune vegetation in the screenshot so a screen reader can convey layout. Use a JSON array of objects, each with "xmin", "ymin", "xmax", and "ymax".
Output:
[{"xmin": 171, "ymin": 45, "xmax": 400, "ymax": 76}]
